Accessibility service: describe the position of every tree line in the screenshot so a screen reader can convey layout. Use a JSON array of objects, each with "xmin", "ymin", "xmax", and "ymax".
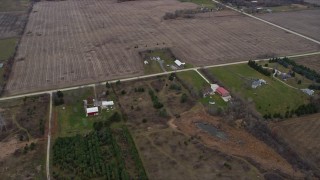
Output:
[
  {"xmin": 248, "ymin": 60, "xmax": 271, "ymax": 76},
  {"xmin": 263, "ymin": 103, "xmax": 318, "ymax": 119}
]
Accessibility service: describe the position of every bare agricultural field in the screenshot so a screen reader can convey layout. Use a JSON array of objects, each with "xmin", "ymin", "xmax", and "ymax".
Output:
[
  {"xmin": 258, "ymin": 9, "xmax": 320, "ymax": 41},
  {"xmin": 304, "ymin": 0, "xmax": 320, "ymax": 5},
  {"xmin": 270, "ymin": 113, "xmax": 320, "ymax": 176},
  {"xmin": 0, "ymin": 12, "xmax": 28, "ymax": 39},
  {"xmin": 292, "ymin": 54, "xmax": 320, "ymax": 73},
  {"xmin": 6, "ymin": 0, "xmax": 320, "ymax": 95}
]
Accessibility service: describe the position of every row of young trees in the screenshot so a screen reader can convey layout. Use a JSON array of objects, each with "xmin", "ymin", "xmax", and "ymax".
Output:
[
  {"xmin": 248, "ymin": 60, "xmax": 271, "ymax": 76},
  {"xmin": 269, "ymin": 57, "xmax": 320, "ymax": 84},
  {"xmin": 121, "ymin": 127, "xmax": 148, "ymax": 180},
  {"xmin": 148, "ymin": 89, "xmax": 163, "ymax": 109}
]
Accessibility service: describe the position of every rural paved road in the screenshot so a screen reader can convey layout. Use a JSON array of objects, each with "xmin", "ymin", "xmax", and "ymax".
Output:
[
  {"xmin": 0, "ymin": 51, "xmax": 319, "ymax": 102},
  {"xmin": 211, "ymin": 0, "xmax": 320, "ymax": 45}
]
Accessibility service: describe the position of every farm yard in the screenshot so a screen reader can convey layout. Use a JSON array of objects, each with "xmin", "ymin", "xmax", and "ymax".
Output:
[
  {"xmin": 51, "ymin": 85, "xmax": 147, "ymax": 179},
  {"xmin": 257, "ymin": 9, "xmax": 320, "ymax": 41},
  {"xmin": 5, "ymin": 0, "xmax": 320, "ymax": 95},
  {"xmin": 0, "ymin": 94, "xmax": 49, "ymax": 179},
  {"xmin": 204, "ymin": 63, "xmax": 310, "ymax": 116},
  {"xmin": 270, "ymin": 113, "xmax": 320, "ymax": 176}
]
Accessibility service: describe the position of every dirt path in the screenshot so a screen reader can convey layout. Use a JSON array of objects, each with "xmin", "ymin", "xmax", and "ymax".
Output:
[
  {"xmin": 0, "ymin": 138, "xmax": 38, "ymax": 160},
  {"xmin": 12, "ymin": 114, "xmax": 32, "ymax": 140},
  {"xmin": 46, "ymin": 93, "xmax": 52, "ymax": 180}
]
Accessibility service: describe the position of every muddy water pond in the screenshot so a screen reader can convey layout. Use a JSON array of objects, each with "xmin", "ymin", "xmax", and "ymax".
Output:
[{"xmin": 196, "ymin": 122, "xmax": 228, "ymax": 140}]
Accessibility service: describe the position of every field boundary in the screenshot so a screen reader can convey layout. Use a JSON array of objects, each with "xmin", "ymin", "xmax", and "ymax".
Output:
[{"xmin": 0, "ymin": 51, "xmax": 320, "ymax": 101}]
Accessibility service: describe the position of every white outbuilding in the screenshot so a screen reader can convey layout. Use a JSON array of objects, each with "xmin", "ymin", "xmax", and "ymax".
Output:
[
  {"xmin": 86, "ymin": 107, "xmax": 99, "ymax": 117},
  {"xmin": 101, "ymin": 101, "xmax": 114, "ymax": 109},
  {"xmin": 210, "ymin": 84, "xmax": 219, "ymax": 92},
  {"xmin": 174, "ymin": 60, "xmax": 185, "ymax": 67}
]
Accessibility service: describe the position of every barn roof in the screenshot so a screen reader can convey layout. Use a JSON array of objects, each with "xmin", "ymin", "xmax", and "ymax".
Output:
[
  {"xmin": 174, "ymin": 60, "xmax": 185, "ymax": 66},
  {"xmin": 102, "ymin": 101, "xmax": 114, "ymax": 106},
  {"xmin": 216, "ymin": 87, "xmax": 229, "ymax": 96},
  {"xmin": 86, "ymin": 107, "xmax": 99, "ymax": 114}
]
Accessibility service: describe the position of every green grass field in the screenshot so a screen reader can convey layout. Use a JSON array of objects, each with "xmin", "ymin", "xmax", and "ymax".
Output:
[
  {"xmin": 55, "ymin": 87, "xmax": 117, "ymax": 137},
  {"xmin": 179, "ymin": 0, "xmax": 216, "ymax": 8},
  {"xmin": 208, "ymin": 64, "xmax": 309, "ymax": 116},
  {"xmin": 143, "ymin": 60, "xmax": 163, "ymax": 75},
  {"xmin": 177, "ymin": 70, "xmax": 208, "ymax": 93},
  {"xmin": 0, "ymin": 37, "xmax": 17, "ymax": 61},
  {"xmin": 0, "ymin": 0, "xmax": 30, "ymax": 12},
  {"xmin": 199, "ymin": 94, "xmax": 227, "ymax": 108}
]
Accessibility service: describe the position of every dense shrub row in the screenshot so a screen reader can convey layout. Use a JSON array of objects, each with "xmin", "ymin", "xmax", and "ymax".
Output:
[
  {"xmin": 148, "ymin": 89, "xmax": 163, "ymax": 109},
  {"xmin": 248, "ymin": 60, "xmax": 271, "ymax": 76}
]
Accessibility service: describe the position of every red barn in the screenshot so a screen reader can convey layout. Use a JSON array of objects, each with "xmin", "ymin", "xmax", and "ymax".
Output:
[
  {"xmin": 216, "ymin": 87, "xmax": 230, "ymax": 97},
  {"xmin": 86, "ymin": 107, "xmax": 99, "ymax": 117}
]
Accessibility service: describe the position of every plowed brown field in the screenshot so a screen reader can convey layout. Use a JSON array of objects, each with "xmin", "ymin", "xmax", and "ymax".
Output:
[
  {"xmin": 6, "ymin": 0, "xmax": 320, "ymax": 95},
  {"xmin": 258, "ymin": 9, "xmax": 320, "ymax": 41}
]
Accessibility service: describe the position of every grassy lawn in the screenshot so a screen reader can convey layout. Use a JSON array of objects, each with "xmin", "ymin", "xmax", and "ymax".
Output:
[
  {"xmin": 143, "ymin": 60, "xmax": 163, "ymax": 74},
  {"xmin": 208, "ymin": 64, "xmax": 309, "ymax": 116},
  {"xmin": 0, "ymin": 37, "xmax": 17, "ymax": 61},
  {"xmin": 179, "ymin": 0, "xmax": 216, "ymax": 8},
  {"xmin": 200, "ymin": 94, "xmax": 227, "ymax": 108},
  {"xmin": 0, "ymin": 0, "xmax": 30, "ymax": 12},
  {"xmin": 55, "ymin": 87, "xmax": 117, "ymax": 137},
  {"xmin": 177, "ymin": 70, "xmax": 208, "ymax": 93}
]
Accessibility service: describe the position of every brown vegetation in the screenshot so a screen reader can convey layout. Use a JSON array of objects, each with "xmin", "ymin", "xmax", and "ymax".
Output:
[
  {"xmin": 174, "ymin": 105, "xmax": 304, "ymax": 178},
  {"xmin": 0, "ymin": 94, "xmax": 49, "ymax": 179}
]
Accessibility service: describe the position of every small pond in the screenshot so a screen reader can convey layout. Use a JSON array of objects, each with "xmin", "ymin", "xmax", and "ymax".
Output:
[{"xmin": 196, "ymin": 122, "xmax": 228, "ymax": 140}]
